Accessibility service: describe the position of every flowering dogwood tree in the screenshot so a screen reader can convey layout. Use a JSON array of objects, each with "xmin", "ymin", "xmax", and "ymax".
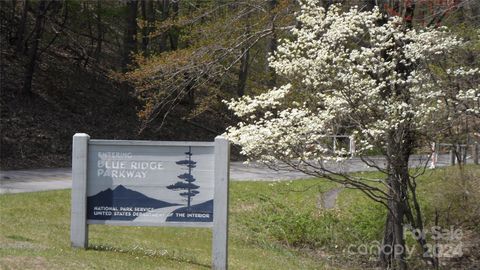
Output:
[{"xmin": 226, "ymin": 2, "xmax": 479, "ymax": 269}]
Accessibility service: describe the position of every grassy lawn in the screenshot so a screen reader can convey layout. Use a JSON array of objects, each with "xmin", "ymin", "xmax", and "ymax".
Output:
[
  {"xmin": 0, "ymin": 180, "xmax": 333, "ymax": 270},
  {"xmin": 1, "ymin": 166, "xmax": 479, "ymax": 269}
]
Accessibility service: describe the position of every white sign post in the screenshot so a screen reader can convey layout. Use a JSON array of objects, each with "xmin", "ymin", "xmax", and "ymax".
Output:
[{"xmin": 70, "ymin": 134, "xmax": 230, "ymax": 269}]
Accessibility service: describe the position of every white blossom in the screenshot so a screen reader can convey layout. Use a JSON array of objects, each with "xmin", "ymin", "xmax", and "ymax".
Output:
[{"xmin": 224, "ymin": 3, "xmax": 478, "ymax": 167}]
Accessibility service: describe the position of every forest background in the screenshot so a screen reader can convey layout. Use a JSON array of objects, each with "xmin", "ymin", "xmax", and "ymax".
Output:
[{"xmin": 1, "ymin": 0, "xmax": 479, "ymax": 169}]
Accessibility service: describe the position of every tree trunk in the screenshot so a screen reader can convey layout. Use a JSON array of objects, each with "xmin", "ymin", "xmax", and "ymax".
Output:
[
  {"xmin": 16, "ymin": 0, "xmax": 29, "ymax": 54},
  {"xmin": 85, "ymin": 2, "xmax": 94, "ymax": 67},
  {"xmin": 122, "ymin": 0, "xmax": 138, "ymax": 71},
  {"xmin": 380, "ymin": 174, "xmax": 408, "ymax": 269},
  {"xmin": 159, "ymin": 0, "xmax": 169, "ymax": 52},
  {"xmin": 140, "ymin": 0, "xmax": 154, "ymax": 56},
  {"xmin": 380, "ymin": 202, "xmax": 395, "ymax": 268},
  {"xmin": 404, "ymin": 0, "xmax": 416, "ymax": 28},
  {"xmin": 361, "ymin": 0, "xmax": 376, "ymax": 11},
  {"xmin": 94, "ymin": 0, "xmax": 103, "ymax": 61},
  {"xmin": 141, "ymin": 0, "xmax": 147, "ymax": 54},
  {"xmin": 186, "ymin": 76, "xmax": 195, "ymax": 109},
  {"xmin": 380, "ymin": 169, "xmax": 408, "ymax": 269},
  {"xmin": 265, "ymin": 0, "xmax": 277, "ymax": 88},
  {"xmin": 22, "ymin": 0, "xmax": 48, "ymax": 96},
  {"xmin": 469, "ymin": 0, "xmax": 480, "ymax": 25},
  {"xmin": 379, "ymin": 128, "xmax": 413, "ymax": 270},
  {"xmin": 455, "ymin": 0, "xmax": 465, "ymax": 23},
  {"xmin": 237, "ymin": 12, "xmax": 251, "ymax": 97},
  {"xmin": 169, "ymin": 0, "xmax": 179, "ymax": 50},
  {"xmin": 237, "ymin": 47, "xmax": 249, "ymax": 97}
]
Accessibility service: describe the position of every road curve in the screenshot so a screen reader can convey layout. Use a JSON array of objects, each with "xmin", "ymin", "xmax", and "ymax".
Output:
[{"xmin": 0, "ymin": 154, "xmax": 463, "ymax": 194}]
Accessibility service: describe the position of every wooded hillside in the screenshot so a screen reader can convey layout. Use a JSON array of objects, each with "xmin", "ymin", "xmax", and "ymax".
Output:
[{"xmin": 1, "ymin": 0, "xmax": 479, "ymax": 169}]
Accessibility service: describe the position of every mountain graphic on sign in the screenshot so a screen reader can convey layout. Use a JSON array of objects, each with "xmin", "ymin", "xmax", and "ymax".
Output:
[{"xmin": 87, "ymin": 185, "xmax": 180, "ymax": 221}]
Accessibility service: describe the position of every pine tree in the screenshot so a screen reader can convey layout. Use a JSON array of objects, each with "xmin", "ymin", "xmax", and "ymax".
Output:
[{"xmin": 167, "ymin": 147, "xmax": 199, "ymax": 209}]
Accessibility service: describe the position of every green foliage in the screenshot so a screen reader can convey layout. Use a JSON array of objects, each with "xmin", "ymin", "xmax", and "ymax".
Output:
[
  {"xmin": 244, "ymin": 197, "xmax": 341, "ymax": 248},
  {"xmin": 126, "ymin": 0, "xmax": 297, "ymax": 128},
  {"xmin": 230, "ymin": 179, "xmax": 385, "ymax": 251},
  {"xmin": 419, "ymin": 165, "xmax": 480, "ymax": 232}
]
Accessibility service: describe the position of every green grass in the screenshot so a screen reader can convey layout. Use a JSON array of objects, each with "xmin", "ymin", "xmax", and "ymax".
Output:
[
  {"xmin": 1, "ymin": 166, "xmax": 479, "ymax": 269},
  {"xmin": 0, "ymin": 180, "xmax": 332, "ymax": 270}
]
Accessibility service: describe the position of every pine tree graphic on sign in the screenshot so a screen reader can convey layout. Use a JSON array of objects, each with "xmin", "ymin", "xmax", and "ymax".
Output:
[{"xmin": 167, "ymin": 146, "xmax": 199, "ymax": 209}]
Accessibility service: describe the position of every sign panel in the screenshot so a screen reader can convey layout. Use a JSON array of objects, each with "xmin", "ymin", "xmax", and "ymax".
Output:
[
  {"xmin": 87, "ymin": 142, "xmax": 215, "ymax": 225},
  {"xmin": 71, "ymin": 135, "xmax": 230, "ymax": 269}
]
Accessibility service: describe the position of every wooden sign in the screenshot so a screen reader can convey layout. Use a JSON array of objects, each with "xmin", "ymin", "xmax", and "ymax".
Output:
[{"xmin": 71, "ymin": 134, "xmax": 229, "ymax": 269}]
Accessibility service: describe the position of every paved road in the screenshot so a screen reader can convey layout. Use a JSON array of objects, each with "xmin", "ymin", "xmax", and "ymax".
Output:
[{"xmin": 0, "ymin": 154, "xmax": 465, "ymax": 194}]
